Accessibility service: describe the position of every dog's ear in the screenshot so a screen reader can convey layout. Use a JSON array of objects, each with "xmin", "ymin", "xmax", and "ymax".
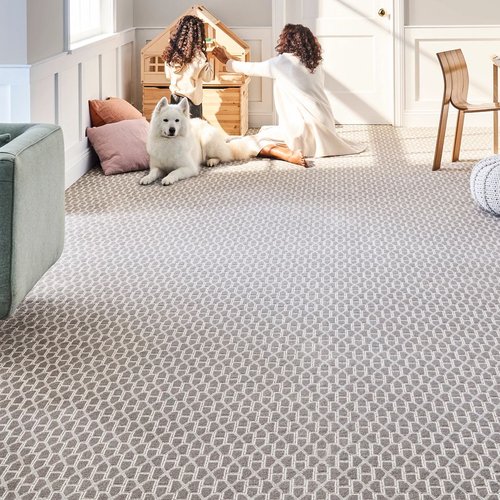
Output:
[
  {"xmin": 178, "ymin": 97, "xmax": 191, "ymax": 117},
  {"xmin": 154, "ymin": 97, "xmax": 168, "ymax": 114}
]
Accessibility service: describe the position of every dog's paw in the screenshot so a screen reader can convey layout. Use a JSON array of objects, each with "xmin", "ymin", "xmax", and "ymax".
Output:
[
  {"xmin": 206, "ymin": 158, "xmax": 220, "ymax": 167},
  {"xmin": 139, "ymin": 176, "xmax": 155, "ymax": 185},
  {"xmin": 161, "ymin": 175, "xmax": 177, "ymax": 186}
]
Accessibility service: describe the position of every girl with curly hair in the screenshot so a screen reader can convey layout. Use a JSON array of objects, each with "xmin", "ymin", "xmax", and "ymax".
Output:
[
  {"xmin": 162, "ymin": 15, "xmax": 213, "ymax": 118},
  {"xmin": 213, "ymin": 24, "xmax": 365, "ymax": 165}
]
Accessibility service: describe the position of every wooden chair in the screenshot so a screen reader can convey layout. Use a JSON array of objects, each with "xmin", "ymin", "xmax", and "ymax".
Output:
[{"xmin": 433, "ymin": 49, "xmax": 500, "ymax": 171}]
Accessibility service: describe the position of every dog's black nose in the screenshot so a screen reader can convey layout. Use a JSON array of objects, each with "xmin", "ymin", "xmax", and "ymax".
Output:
[{"xmin": 169, "ymin": 127, "xmax": 176, "ymax": 135}]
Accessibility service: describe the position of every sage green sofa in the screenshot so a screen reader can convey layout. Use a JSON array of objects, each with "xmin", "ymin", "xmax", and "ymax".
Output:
[{"xmin": 0, "ymin": 123, "xmax": 65, "ymax": 319}]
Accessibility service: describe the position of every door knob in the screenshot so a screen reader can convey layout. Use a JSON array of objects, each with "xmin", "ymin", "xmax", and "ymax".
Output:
[{"xmin": 378, "ymin": 8, "xmax": 386, "ymax": 17}]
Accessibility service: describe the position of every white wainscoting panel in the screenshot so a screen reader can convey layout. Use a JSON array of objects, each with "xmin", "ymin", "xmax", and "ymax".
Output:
[
  {"xmin": 81, "ymin": 58, "xmax": 101, "ymax": 139},
  {"xmin": 29, "ymin": 29, "xmax": 136, "ymax": 187},
  {"xmin": 58, "ymin": 66, "xmax": 80, "ymax": 147},
  {"xmin": 101, "ymin": 49, "xmax": 118, "ymax": 100},
  {"xmin": 135, "ymin": 26, "xmax": 274, "ymax": 129},
  {"xmin": 404, "ymin": 26, "xmax": 500, "ymax": 127},
  {"xmin": 0, "ymin": 65, "xmax": 31, "ymax": 122},
  {"xmin": 118, "ymin": 42, "xmax": 134, "ymax": 103}
]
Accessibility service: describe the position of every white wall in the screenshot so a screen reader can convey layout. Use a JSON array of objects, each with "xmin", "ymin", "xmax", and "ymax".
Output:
[
  {"xmin": 405, "ymin": 0, "xmax": 500, "ymax": 26},
  {"xmin": 0, "ymin": 0, "xmax": 29, "ymax": 123},
  {"xmin": 4, "ymin": 0, "xmax": 499, "ymax": 145},
  {"xmin": 24, "ymin": 0, "xmax": 136, "ymax": 64},
  {"xmin": 116, "ymin": 0, "xmax": 135, "ymax": 32},
  {"xmin": 0, "ymin": 0, "xmax": 27, "ymax": 64},
  {"xmin": 27, "ymin": 0, "xmax": 64, "ymax": 64},
  {"xmin": 133, "ymin": 0, "xmax": 272, "ymax": 28}
]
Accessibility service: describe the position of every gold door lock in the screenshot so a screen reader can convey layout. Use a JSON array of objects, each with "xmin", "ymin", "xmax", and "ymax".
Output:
[{"xmin": 378, "ymin": 8, "xmax": 386, "ymax": 17}]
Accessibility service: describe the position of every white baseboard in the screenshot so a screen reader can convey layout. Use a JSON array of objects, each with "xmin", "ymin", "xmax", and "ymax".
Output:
[{"xmin": 65, "ymin": 148, "xmax": 97, "ymax": 189}]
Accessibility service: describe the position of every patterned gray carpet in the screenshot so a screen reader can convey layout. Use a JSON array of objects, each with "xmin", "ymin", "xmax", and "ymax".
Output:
[{"xmin": 1, "ymin": 126, "xmax": 500, "ymax": 499}]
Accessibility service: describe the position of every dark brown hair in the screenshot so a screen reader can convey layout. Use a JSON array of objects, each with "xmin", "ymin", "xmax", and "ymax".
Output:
[
  {"xmin": 275, "ymin": 24, "xmax": 322, "ymax": 72},
  {"xmin": 162, "ymin": 15, "xmax": 207, "ymax": 67}
]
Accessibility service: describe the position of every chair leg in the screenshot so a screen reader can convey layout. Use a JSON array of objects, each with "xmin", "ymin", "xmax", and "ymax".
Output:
[
  {"xmin": 433, "ymin": 103, "xmax": 450, "ymax": 171},
  {"xmin": 452, "ymin": 110, "xmax": 465, "ymax": 162}
]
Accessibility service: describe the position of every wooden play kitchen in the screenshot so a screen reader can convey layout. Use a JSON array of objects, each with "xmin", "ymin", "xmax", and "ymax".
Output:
[{"xmin": 141, "ymin": 5, "xmax": 251, "ymax": 135}]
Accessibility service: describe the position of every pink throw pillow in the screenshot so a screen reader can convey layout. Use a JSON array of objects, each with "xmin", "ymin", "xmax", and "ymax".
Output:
[{"xmin": 87, "ymin": 118, "xmax": 150, "ymax": 175}]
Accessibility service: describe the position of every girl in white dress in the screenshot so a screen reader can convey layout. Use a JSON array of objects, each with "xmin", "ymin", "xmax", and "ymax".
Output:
[{"xmin": 213, "ymin": 24, "xmax": 365, "ymax": 166}]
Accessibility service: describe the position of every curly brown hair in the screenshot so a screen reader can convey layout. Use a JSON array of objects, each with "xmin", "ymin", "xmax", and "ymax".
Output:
[
  {"xmin": 275, "ymin": 24, "xmax": 322, "ymax": 73},
  {"xmin": 162, "ymin": 15, "xmax": 207, "ymax": 67}
]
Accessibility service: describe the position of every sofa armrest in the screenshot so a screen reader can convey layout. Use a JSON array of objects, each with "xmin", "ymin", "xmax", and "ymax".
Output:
[
  {"xmin": 0, "ymin": 123, "xmax": 65, "ymax": 318},
  {"xmin": 0, "ymin": 123, "xmax": 62, "ymax": 155},
  {"xmin": 0, "ymin": 123, "xmax": 44, "ymax": 144}
]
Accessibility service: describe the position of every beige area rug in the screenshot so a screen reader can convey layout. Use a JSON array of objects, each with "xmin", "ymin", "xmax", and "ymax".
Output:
[{"xmin": 1, "ymin": 126, "xmax": 499, "ymax": 499}]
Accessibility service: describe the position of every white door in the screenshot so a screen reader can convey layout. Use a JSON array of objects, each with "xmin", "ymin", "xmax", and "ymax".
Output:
[{"xmin": 283, "ymin": 0, "xmax": 394, "ymax": 124}]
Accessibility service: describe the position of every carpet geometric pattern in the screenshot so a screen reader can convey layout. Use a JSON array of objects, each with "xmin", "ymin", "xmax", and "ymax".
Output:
[{"xmin": 1, "ymin": 126, "xmax": 499, "ymax": 499}]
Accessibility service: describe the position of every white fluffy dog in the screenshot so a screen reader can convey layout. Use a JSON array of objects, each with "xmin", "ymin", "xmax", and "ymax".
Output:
[{"xmin": 140, "ymin": 96, "xmax": 253, "ymax": 186}]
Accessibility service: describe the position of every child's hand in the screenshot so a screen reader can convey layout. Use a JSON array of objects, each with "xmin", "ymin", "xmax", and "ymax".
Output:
[{"xmin": 213, "ymin": 47, "xmax": 231, "ymax": 64}]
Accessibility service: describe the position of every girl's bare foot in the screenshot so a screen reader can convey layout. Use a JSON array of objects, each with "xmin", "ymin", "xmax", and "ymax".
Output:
[{"xmin": 258, "ymin": 144, "xmax": 310, "ymax": 167}]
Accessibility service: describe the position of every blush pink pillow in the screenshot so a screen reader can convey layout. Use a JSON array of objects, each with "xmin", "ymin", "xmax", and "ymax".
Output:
[{"xmin": 87, "ymin": 118, "xmax": 150, "ymax": 175}]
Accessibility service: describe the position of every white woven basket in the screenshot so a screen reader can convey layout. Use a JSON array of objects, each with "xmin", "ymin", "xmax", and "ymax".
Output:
[{"xmin": 470, "ymin": 155, "xmax": 500, "ymax": 215}]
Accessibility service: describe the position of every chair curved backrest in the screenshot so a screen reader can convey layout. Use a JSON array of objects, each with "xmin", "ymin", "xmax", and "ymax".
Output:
[
  {"xmin": 433, "ymin": 48, "xmax": 499, "ymax": 170},
  {"xmin": 436, "ymin": 49, "xmax": 470, "ymax": 107}
]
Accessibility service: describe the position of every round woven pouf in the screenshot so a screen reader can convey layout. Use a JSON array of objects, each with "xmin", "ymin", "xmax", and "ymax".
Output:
[{"xmin": 470, "ymin": 154, "xmax": 500, "ymax": 215}]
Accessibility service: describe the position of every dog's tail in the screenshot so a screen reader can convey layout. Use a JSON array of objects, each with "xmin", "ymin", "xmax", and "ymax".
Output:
[{"xmin": 228, "ymin": 138, "xmax": 257, "ymax": 161}]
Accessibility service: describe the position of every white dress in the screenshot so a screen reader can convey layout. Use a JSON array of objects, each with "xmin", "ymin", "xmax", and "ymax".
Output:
[{"xmin": 227, "ymin": 54, "xmax": 365, "ymax": 158}]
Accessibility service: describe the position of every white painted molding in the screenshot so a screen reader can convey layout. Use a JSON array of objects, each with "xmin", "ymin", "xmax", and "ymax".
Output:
[
  {"xmin": 405, "ymin": 24, "xmax": 500, "ymax": 29},
  {"xmin": 271, "ymin": 0, "xmax": 285, "ymax": 124},
  {"xmin": 63, "ymin": 0, "xmax": 70, "ymax": 53},
  {"xmin": 393, "ymin": 0, "xmax": 405, "ymax": 127},
  {"xmin": 403, "ymin": 25, "xmax": 500, "ymax": 127},
  {"xmin": 65, "ymin": 146, "xmax": 96, "ymax": 189}
]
